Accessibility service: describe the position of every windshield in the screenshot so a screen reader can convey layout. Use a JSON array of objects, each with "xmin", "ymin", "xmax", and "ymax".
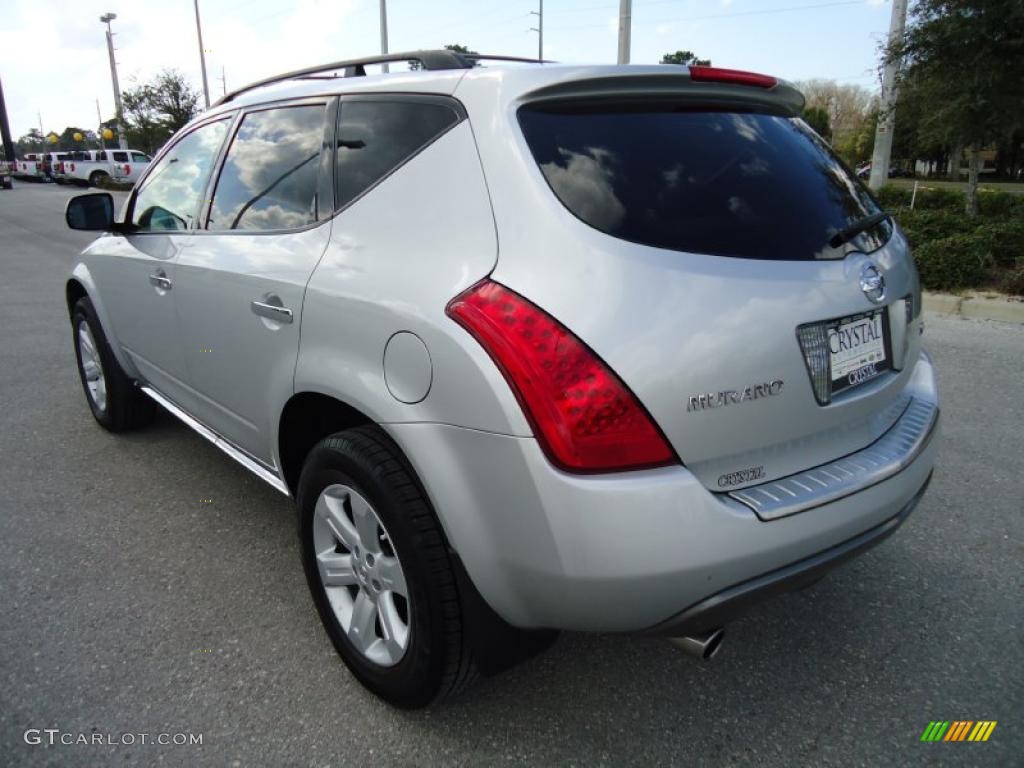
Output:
[{"xmin": 518, "ymin": 105, "xmax": 891, "ymax": 260}]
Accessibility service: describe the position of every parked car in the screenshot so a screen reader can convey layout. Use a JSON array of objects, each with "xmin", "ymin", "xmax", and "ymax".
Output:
[
  {"xmin": 856, "ymin": 162, "xmax": 911, "ymax": 180},
  {"xmin": 62, "ymin": 148, "xmax": 152, "ymax": 187},
  {"xmin": 13, "ymin": 153, "xmax": 45, "ymax": 180},
  {"xmin": 49, "ymin": 152, "xmax": 72, "ymax": 183},
  {"xmin": 63, "ymin": 51, "xmax": 939, "ymax": 709},
  {"xmin": 1, "ymin": 159, "xmax": 12, "ymax": 189}
]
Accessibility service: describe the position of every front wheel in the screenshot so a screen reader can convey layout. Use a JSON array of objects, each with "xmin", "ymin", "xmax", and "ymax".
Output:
[{"xmin": 72, "ymin": 297, "xmax": 155, "ymax": 431}]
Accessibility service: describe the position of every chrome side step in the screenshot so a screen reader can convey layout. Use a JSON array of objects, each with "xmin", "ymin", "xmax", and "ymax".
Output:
[{"xmin": 139, "ymin": 385, "xmax": 291, "ymax": 497}]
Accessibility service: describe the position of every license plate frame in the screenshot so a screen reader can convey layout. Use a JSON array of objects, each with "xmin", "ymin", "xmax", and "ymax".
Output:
[{"xmin": 828, "ymin": 308, "xmax": 891, "ymax": 396}]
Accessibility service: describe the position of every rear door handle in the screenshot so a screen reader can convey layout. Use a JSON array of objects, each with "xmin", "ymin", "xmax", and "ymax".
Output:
[
  {"xmin": 251, "ymin": 299, "xmax": 293, "ymax": 324},
  {"xmin": 148, "ymin": 272, "xmax": 172, "ymax": 290}
]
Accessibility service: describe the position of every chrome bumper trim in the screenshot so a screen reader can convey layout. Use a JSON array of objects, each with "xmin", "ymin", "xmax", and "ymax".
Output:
[
  {"xmin": 139, "ymin": 385, "xmax": 291, "ymax": 497},
  {"xmin": 724, "ymin": 397, "xmax": 938, "ymax": 521}
]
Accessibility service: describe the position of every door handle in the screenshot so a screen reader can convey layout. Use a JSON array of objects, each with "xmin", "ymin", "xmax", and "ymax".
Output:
[
  {"xmin": 149, "ymin": 272, "xmax": 172, "ymax": 290},
  {"xmin": 251, "ymin": 299, "xmax": 293, "ymax": 324}
]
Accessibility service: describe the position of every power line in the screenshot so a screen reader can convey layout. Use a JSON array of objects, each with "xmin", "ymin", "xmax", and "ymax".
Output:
[
  {"xmin": 414, "ymin": 1, "xmax": 532, "ymax": 39},
  {"xmin": 549, "ymin": 0, "xmax": 870, "ymax": 31}
]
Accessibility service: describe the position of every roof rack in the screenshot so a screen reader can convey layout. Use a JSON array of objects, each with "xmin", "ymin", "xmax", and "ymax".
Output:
[{"xmin": 213, "ymin": 49, "xmax": 547, "ymax": 107}]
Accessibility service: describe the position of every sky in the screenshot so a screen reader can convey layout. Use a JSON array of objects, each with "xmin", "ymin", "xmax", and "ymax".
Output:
[{"xmin": 0, "ymin": 0, "xmax": 894, "ymax": 140}]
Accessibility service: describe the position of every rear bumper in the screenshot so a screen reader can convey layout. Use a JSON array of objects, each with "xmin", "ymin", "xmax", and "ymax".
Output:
[
  {"xmin": 644, "ymin": 470, "xmax": 932, "ymax": 636},
  {"xmin": 387, "ymin": 351, "xmax": 939, "ymax": 633}
]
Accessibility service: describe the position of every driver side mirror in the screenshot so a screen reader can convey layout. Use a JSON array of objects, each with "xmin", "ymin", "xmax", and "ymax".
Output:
[{"xmin": 65, "ymin": 193, "xmax": 116, "ymax": 231}]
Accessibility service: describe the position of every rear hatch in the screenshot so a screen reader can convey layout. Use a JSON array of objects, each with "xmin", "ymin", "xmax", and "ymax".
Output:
[{"xmin": 504, "ymin": 68, "xmax": 922, "ymax": 490}]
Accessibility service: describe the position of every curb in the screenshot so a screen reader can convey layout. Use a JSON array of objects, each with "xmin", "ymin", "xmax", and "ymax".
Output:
[{"xmin": 923, "ymin": 291, "xmax": 1024, "ymax": 324}]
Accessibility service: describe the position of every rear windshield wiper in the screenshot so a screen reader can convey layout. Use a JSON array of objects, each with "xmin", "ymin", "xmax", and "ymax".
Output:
[{"xmin": 828, "ymin": 211, "xmax": 891, "ymax": 249}]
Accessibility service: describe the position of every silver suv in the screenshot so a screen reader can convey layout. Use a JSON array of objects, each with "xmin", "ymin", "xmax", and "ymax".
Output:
[{"xmin": 65, "ymin": 50, "xmax": 939, "ymax": 708}]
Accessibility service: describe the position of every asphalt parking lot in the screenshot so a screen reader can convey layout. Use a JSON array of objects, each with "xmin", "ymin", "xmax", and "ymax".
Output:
[{"xmin": 1, "ymin": 181, "xmax": 1020, "ymax": 767}]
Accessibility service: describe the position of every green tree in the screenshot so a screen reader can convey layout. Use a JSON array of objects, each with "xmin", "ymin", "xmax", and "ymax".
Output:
[
  {"xmin": 121, "ymin": 69, "xmax": 200, "ymax": 153},
  {"xmin": 122, "ymin": 83, "xmax": 165, "ymax": 153},
  {"xmin": 16, "ymin": 129, "xmax": 45, "ymax": 156},
  {"xmin": 56, "ymin": 126, "xmax": 90, "ymax": 151},
  {"xmin": 834, "ymin": 108, "xmax": 878, "ymax": 167},
  {"xmin": 661, "ymin": 50, "xmax": 711, "ymax": 66},
  {"xmin": 444, "ymin": 43, "xmax": 477, "ymax": 55},
  {"xmin": 149, "ymin": 69, "xmax": 200, "ymax": 133},
  {"xmin": 888, "ymin": 0, "xmax": 1024, "ymax": 215},
  {"xmin": 802, "ymin": 106, "xmax": 832, "ymax": 141}
]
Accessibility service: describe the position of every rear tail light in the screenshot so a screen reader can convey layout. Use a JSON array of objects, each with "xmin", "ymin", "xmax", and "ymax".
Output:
[
  {"xmin": 688, "ymin": 65, "xmax": 777, "ymax": 89},
  {"xmin": 446, "ymin": 279, "xmax": 676, "ymax": 473}
]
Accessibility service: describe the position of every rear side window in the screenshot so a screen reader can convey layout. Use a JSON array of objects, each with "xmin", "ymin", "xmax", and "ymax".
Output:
[
  {"xmin": 112, "ymin": 151, "xmax": 129, "ymax": 162},
  {"xmin": 335, "ymin": 100, "xmax": 460, "ymax": 210},
  {"xmin": 518, "ymin": 106, "xmax": 890, "ymax": 260},
  {"xmin": 207, "ymin": 105, "xmax": 324, "ymax": 231}
]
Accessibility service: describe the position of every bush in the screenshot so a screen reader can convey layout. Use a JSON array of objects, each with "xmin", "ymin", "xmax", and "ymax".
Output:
[
  {"xmin": 96, "ymin": 177, "xmax": 134, "ymax": 192},
  {"xmin": 977, "ymin": 190, "xmax": 1024, "ymax": 218},
  {"xmin": 879, "ymin": 184, "xmax": 1024, "ymax": 218},
  {"xmin": 913, "ymin": 187, "xmax": 964, "ymax": 211},
  {"xmin": 975, "ymin": 219, "xmax": 1024, "ymax": 269},
  {"xmin": 895, "ymin": 209, "xmax": 971, "ymax": 248},
  {"xmin": 876, "ymin": 185, "xmax": 963, "ymax": 212},
  {"xmin": 913, "ymin": 233, "xmax": 988, "ymax": 292},
  {"xmin": 1000, "ymin": 266, "xmax": 1024, "ymax": 296},
  {"xmin": 875, "ymin": 185, "xmax": 912, "ymax": 210}
]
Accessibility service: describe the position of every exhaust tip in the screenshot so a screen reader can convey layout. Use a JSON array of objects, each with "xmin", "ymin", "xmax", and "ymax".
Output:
[{"xmin": 670, "ymin": 627, "xmax": 725, "ymax": 660}]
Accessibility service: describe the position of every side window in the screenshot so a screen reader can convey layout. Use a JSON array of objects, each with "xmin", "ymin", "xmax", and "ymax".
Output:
[
  {"xmin": 335, "ymin": 100, "xmax": 460, "ymax": 210},
  {"xmin": 131, "ymin": 152, "xmax": 150, "ymax": 162},
  {"xmin": 112, "ymin": 151, "xmax": 129, "ymax": 162},
  {"xmin": 131, "ymin": 118, "xmax": 230, "ymax": 231},
  {"xmin": 207, "ymin": 105, "xmax": 324, "ymax": 231}
]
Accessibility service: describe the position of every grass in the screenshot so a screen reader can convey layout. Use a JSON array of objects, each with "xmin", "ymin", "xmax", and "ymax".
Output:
[{"xmin": 887, "ymin": 178, "xmax": 1024, "ymax": 195}]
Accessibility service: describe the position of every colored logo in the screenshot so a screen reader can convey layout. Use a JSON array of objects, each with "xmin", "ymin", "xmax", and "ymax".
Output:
[{"xmin": 920, "ymin": 721, "xmax": 997, "ymax": 742}]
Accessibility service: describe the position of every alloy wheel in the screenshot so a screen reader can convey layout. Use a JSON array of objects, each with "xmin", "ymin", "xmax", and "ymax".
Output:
[
  {"xmin": 78, "ymin": 321, "xmax": 107, "ymax": 412},
  {"xmin": 312, "ymin": 484, "xmax": 410, "ymax": 667}
]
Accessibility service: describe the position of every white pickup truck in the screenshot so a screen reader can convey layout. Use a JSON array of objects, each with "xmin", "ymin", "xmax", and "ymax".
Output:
[
  {"xmin": 13, "ymin": 153, "xmax": 46, "ymax": 179},
  {"xmin": 60, "ymin": 149, "xmax": 152, "ymax": 187}
]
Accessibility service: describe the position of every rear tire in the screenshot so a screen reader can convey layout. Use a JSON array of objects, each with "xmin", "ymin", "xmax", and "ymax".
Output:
[
  {"xmin": 88, "ymin": 170, "xmax": 109, "ymax": 188},
  {"xmin": 297, "ymin": 426, "xmax": 479, "ymax": 708},
  {"xmin": 72, "ymin": 297, "xmax": 155, "ymax": 432}
]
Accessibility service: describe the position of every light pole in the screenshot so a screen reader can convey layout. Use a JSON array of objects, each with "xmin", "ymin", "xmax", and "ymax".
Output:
[
  {"xmin": 617, "ymin": 0, "xmax": 631, "ymax": 65},
  {"xmin": 868, "ymin": 0, "xmax": 908, "ymax": 190},
  {"xmin": 379, "ymin": 0, "xmax": 389, "ymax": 73},
  {"xmin": 100, "ymin": 13, "xmax": 128, "ymax": 149},
  {"xmin": 194, "ymin": 0, "xmax": 211, "ymax": 109},
  {"xmin": 530, "ymin": 0, "xmax": 544, "ymax": 61}
]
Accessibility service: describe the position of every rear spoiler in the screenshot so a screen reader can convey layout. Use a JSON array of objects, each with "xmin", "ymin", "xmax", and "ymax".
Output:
[{"xmin": 520, "ymin": 67, "xmax": 804, "ymax": 117}]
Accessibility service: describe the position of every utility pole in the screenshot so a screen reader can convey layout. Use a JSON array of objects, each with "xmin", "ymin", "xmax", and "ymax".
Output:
[
  {"xmin": 194, "ymin": 0, "xmax": 211, "ymax": 109},
  {"xmin": 379, "ymin": 0, "xmax": 389, "ymax": 73},
  {"xmin": 617, "ymin": 0, "xmax": 632, "ymax": 65},
  {"xmin": 868, "ymin": 0, "xmax": 908, "ymax": 190},
  {"xmin": 219, "ymin": 66, "xmax": 227, "ymax": 96},
  {"xmin": 96, "ymin": 99, "xmax": 106, "ymax": 150},
  {"xmin": 100, "ymin": 13, "xmax": 128, "ymax": 149},
  {"xmin": 530, "ymin": 0, "xmax": 544, "ymax": 61},
  {"xmin": 0, "ymin": 77, "xmax": 15, "ymax": 164}
]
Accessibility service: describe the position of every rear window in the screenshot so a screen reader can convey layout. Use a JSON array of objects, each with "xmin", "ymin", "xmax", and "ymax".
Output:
[{"xmin": 518, "ymin": 106, "xmax": 891, "ymax": 260}]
